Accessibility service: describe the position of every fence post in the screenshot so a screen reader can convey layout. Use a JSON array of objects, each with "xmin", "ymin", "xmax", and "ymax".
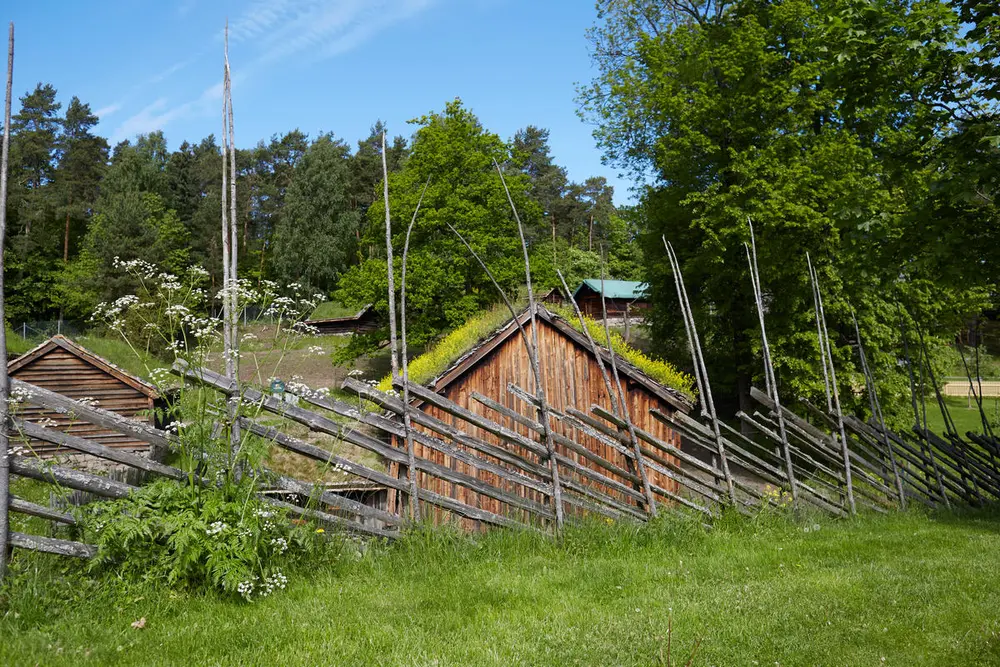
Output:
[{"xmin": 0, "ymin": 22, "xmax": 15, "ymax": 582}]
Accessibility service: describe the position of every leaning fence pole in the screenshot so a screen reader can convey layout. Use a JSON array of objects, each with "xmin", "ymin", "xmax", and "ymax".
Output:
[
  {"xmin": 598, "ymin": 259, "xmax": 658, "ymax": 517},
  {"xmin": 745, "ymin": 223, "xmax": 797, "ymax": 505},
  {"xmin": 664, "ymin": 239, "xmax": 737, "ymax": 506},
  {"xmin": 806, "ymin": 254, "xmax": 833, "ymax": 412},
  {"xmin": 399, "ymin": 178, "xmax": 430, "ymax": 521},
  {"xmin": 494, "ymin": 159, "xmax": 565, "ymax": 531},
  {"xmin": 445, "ymin": 222, "xmax": 563, "ymax": 532},
  {"xmin": 809, "ymin": 259, "xmax": 856, "ymax": 515},
  {"xmin": 223, "ymin": 25, "xmax": 241, "ymax": 465},
  {"xmin": 852, "ymin": 311, "xmax": 905, "ymax": 508},
  {"xmin": 382, "ymin": 132, "xmax": 400, "ymax": 380},
  {"xmin": 0, "ymin": 22, "xmax": 13, "ymax": 582}
]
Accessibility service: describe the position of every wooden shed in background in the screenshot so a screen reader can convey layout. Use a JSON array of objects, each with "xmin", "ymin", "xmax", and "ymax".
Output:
[
  {"xmin": 304, "ymin": 304, "xmax": 378, "ymax": 336},
  {"xmin": 572, "ymin": 279, "xmax": 650, "ymax": 319},
  {"xmin": 394, "ymin": 306, "xmax": 692, "ymax": 525},
  {"xmin": 9, "ymin": 335, "xmax": 161, "ymax": 457}
]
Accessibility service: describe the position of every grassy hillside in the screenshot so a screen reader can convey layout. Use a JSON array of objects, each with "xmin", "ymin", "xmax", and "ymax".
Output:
[{"xmin": 2, "ymin": 510, "xmax": 998, "ymax": 666}]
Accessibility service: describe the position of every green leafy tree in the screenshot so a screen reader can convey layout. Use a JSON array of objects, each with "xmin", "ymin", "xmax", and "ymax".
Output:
[
  {"xmin": 338, "ymin": 99, "xmax": 538, "ymax": 353},
  {"xmin": 581, "ymin": 0, "xmax": 985, "ymax": 420}
]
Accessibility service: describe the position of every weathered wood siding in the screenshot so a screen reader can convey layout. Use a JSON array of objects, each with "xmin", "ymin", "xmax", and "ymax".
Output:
[
  {"xmin": 402, "ymin": 318, "xmax": 681, "ymax": 526},
  {"xmin": 11, "ymin": 348, "xmax": 155, "ymax": 454},
  {"xmin": 577, "ymin": 295, "xmax": 650, "ymax": 319}
]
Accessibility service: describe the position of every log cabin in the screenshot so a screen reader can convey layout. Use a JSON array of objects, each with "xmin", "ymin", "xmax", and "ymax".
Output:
[
  {"xmin": 572, "ymin": 279, "xmax": 650, "ymax": 319},
  {"xmin": 304, "ymin": 304, "xmax": 378, "ymax": 336},
  {"xmin": 392, "ymin": 306, "xmax": 693, "ymax": 527},
  {"xmin": 9, "ymin": 335, "xmax": 162, "ymax": 458}
]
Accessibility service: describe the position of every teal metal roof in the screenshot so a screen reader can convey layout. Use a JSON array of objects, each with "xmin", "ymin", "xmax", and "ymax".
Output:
[{"xmin": 573, "ymin": 279, "xmax": 649, "ymax": 300}]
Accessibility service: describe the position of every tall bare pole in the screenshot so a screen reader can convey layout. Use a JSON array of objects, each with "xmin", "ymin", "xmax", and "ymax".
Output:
[
  {"xmin": 745, "ymin": 222, "xmax": 797, "ymax": 505},
  {"xmin": 809, "ymin": 258, "xmax": 855, "ymax": 515},
  {"xmin": 852, "ymin": 311, "xmax": 905, "ymax": 508},
  {"xmin": 223, "ymin": 24, "xmax": 241, "ymax": 462},
  {"xmin": 598, "ymin": 259, "xmax": 658, "ymax": 516},
  {"xmin": 494, "ymin": 159, "xmax": 564, "ymax": 531},
  {"xmin": 806, "ymin": 254, "xmax": 832, "ymax": 412},
  {"xmin": 382, "ymin": 132, "xmax": 399, "ymax": 379},
  {"xmin": 220, "ymin": 24, "xmax": 232, "ymax": 386},
  {"xmin": 0, "ymin": 22, "xmax": 14, "ymax": 582},
  {"xmin": 400, "ymin": 178, "xmax": 430, "ymax": 521},
  {"xmin": 664, "ymin": 239, "xmax": 737, "ymax": 506}
]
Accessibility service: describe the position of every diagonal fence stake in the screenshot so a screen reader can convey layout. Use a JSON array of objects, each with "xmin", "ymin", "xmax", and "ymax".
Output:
[
  {"xmin": 745, "ymin": 222, "xmax": 798, "ymax": 506},
  {"xmin": 808, "ymin": 257, "xmax": 855, "ymax": 515},
  {"xmin": 556, "ymin": 269, "xmax": 657, "ymax": 518},
  {"xmin": 663, "ymin": 238, "xmax": 737, "ymax": 507},
  {"xmin": 0, "ymin": 22, "xmax": 13, "ymax": 582}
]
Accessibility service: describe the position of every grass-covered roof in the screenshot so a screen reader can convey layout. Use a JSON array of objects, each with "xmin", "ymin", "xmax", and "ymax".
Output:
[{"xmin": 380, "ymin": 303, "xmax": 695, "ymax": 400}]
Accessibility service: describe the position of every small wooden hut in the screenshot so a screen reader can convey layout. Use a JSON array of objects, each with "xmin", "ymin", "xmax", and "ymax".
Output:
[
  {"xmin": 394, "ymin": 306, "xmax": 692, "ymax": 524},
  {"xmin": 572, "ymin": 279, "xmax": 650, "ymax": 319},
  {"xmin": 304, "ymin": 305, "xmax": 378, "ymax": 336},
  {"xmin": 9, "ymin": 335, "xmax": 161, "ymax": 456}
]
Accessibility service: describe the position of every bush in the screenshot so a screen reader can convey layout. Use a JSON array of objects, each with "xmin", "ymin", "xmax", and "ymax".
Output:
[{"xmin": 84, "ymin": 479, "xmax": 326, "ymax": 601}]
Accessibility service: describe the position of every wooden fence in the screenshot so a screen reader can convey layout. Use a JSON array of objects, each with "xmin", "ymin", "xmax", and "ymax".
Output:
[{"xmin": 4, "ymin": 356, "xmax": 1000, "ymax": 566}]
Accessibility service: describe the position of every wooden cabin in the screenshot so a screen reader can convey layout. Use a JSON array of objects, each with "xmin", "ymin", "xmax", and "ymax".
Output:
[
  {"xmin": 304, "ymin": 304, "xmax": 378, "ymax": 336},
  {"xmin": 572, "ymin": 279, "xmax": 650, "ymax": 319},
  {"xmin": 9, "ymin": 335, "xmax": 161, "ymax": 456},
  {"xmin": 394, "ymin": 306, "xmax": 692, "ymax": 525}
]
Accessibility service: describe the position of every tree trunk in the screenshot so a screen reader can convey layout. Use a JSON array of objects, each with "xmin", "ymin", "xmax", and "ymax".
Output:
[
  {"xmin": 63, "ymin": 207, "xmax": 70, "ymax": 263},
  {"xmin": 551, "ymin": 214, "xmax": 557, "ymax": 267},
  {"xmin": 589, "ymin": 215, "xmax": 593, "ymax": 252}
]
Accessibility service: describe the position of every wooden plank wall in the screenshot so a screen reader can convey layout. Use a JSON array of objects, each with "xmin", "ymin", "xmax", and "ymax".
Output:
[
  {"xmin": 11, "ymin": 348, "xmax": 155, "ymax": 454},
  {"xmin": 405, "ymin": 318, "xmax": 680, "ymax": 527}
]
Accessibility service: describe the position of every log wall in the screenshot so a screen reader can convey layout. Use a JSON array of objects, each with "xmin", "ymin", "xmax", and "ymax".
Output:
[
  {"xmin": 10, "ymin": 347, "xmax": 156, "ymax": 454},
  {"xmin": 403, "ymin": 317, "xmax": 681, "ymax": 526}
]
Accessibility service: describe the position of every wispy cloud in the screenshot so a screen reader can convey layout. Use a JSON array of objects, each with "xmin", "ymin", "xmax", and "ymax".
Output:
[
  {"xmin": 229, "ymin": 0, "xmax": 436, "ymax": 63},
  {"xmin": 114, "ymin": 0, "xmax": 437, "ymax": 142},
  {"xmin": 148, "ymin": 58, "xmax": 196, "ymax": 85},
  {"xmin": 110, "ymin": 80, "xmax": 226, "ymax": 143},
  {"xmin": 94, "ymin": 103, "xmax": 122, "ymax": 120}
]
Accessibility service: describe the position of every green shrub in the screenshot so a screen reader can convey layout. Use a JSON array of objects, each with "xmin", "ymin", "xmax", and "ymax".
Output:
[{"xmin": 84, "ymin": 479, "xmax": 326, "ymax": 601}]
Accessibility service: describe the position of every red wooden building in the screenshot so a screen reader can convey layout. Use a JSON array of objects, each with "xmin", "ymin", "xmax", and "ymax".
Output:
[
  {"xmin": 9, "ymin": 335, "xmax": 161, "ymax": 456},
  {"xmin": 395, "ymin": 306, "xmax": 692, "ymax": 524}
]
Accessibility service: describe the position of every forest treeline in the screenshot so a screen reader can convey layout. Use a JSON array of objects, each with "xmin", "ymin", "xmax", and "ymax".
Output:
[
  {"xmin": 4, "ymin": 0, "xmax": 1000, "ymax": 425},
  {"xmin": 1, "ymin": 92, "xmax": 638, "ymax": 344},
  {"xmin": 579, "ymin": 0, "xmax": 1000, "ymax": 422}
]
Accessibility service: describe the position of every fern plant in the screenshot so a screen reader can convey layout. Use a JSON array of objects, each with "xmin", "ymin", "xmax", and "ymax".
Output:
[{"xmin": 83, "ymin": 478, "xmax": 325, "ymax": 600}]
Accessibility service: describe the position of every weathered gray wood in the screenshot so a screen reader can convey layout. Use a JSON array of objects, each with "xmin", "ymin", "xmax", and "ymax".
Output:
[
  {"xmin": 664, "ymin": 238, "xmax": 738, "ymax": 506},
  {"xmin": 235, "ymin": 386, "xmax": 556, "ymax": 521},
  {"xmin": 394, "ymin": 379, "xmax": 548, "ymax": 458},
  {"xmin": 10, "ymin": 455, "xmax": 135, "ymax": 498},
  {"xmin": 399, "ymin": 179, "xmax": 430, "ymax": 522},
  {"xmin": 241, "ymin": 418, "xmax": 535, "ymax": 529},
  {"xmin": 263, "ymin": 497, "xmax": 399, "ymax": 540},
  {"xmin": 11, "ymin": 378, "xmax": 175, "ymax": 451},
  {"xmin": 10, "ymin": 531, "xmax": 96, "ymax": 559},
  {"xmin": 0, "ymin": 22, "xmax": 15, "ymax": 581},
  {"xmin": 339, "ymin": 380, "xmax": 553, "ymax": 486},
  {"xmin": 485, "ymin": 388, "xmax": 646, "ymax": 489},
  {"xmin": 268, "ymin": 473, "xmax": 404, "ymax": 527},
  {"xmin": 745, "ymin": 229, "xmax": 799, "ymax": 506},
  {"xmin": 494, "ymin": 158, "xmax": 566, "ymax": 530},
  {"xmin": 573, "ymin": 406, "xmax": 727, "ymax": 503},
  {"xmin": 9, "ymin": 495, "xmax": 76, "ymax": 524},
  {"xmin": 13, "ymin": 418, "xmax": 187, "ymax": 481}
]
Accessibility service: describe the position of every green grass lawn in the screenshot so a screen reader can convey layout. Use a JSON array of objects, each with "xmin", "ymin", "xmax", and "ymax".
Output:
[
  {"xmin": 922, "ymin": 395, "xmax": 1000, "ymax": 437},
  {"xmin": 2, "ymin": 510, "xmax": 999, "ymax": 666}
]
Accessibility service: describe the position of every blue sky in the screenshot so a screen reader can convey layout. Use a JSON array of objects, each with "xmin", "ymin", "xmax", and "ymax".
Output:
[{"xmin": 6, "ymin": 0, "xmax": 636, "ymax": 203}]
